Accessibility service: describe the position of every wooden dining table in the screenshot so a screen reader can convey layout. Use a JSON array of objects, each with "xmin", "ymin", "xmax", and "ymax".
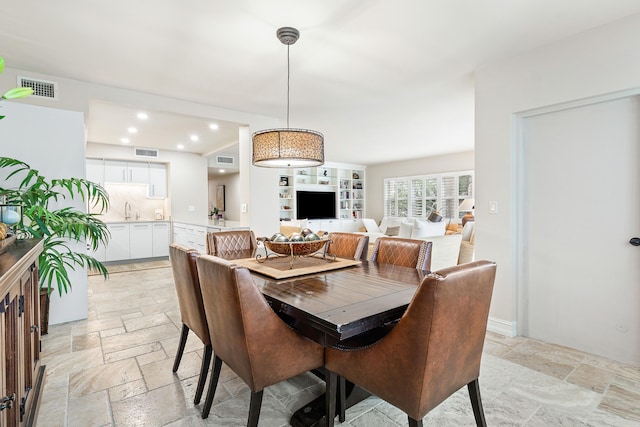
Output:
[{"xmin": 217, "ymin": 250, "xmax": 429, "ymax": 426}]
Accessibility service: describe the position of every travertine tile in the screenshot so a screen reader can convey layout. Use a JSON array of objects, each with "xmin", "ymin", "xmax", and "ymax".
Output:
[
  {"xmin": 71, "ymin": 331, "xmax": 101, "ymax": 352},
  {"xmin": 599, "ymin": 384, "xmax": 640, "ymax": 422},
  {"xmin": 101, "ymin": 322, "xmax": 179, "ymax": 354},
  {"xmin": 104, "ymin": 341, "xmax": 164, "ymax": 363},
  {"xmin": 69, "ymin": 358, "xmax": 142, "ymax": 398},
  {"xmin": 567, "ymin": 363, "xmax": 616, "ymax": 393},
  {"xmin": 108, "ymin": 378, "xmax": 148, "ymax": 402},
  {"xmin": 123, "ymin": 312, "xmax": 172, "ymax": 332},
  {"xmin": 140, "ymin": 351, "xmax": 201, "ymax": 391},
  {"xmin": 68, "ymin": 391, "xmax": 111, "ymax": 427}
]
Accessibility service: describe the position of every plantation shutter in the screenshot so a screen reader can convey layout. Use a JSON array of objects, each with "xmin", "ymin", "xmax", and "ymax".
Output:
[{"xmin": 410, "ymin": 178, "xmax": 424, "ymax": 218}]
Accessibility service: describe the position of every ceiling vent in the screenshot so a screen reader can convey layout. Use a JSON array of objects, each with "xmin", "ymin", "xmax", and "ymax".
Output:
[
  {"xmin": 216, "ymin": 155, "xmax": 236, "ymax": 165},
  {"xmin": 17, "ymin": 76, "xmax": 58, "ymax": 100},
  {"xmin": 134, "ymin": 147, "xmax": 159, "ymax": 158}
]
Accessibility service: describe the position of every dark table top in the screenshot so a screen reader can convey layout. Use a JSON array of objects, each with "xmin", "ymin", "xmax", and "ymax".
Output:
[{"xmin": 220, "ymin": 252, "xmax": 429, "ymax": 347}]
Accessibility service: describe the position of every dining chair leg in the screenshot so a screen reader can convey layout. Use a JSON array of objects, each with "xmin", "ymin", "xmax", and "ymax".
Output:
[
  {"xmin": 247, "ymin": 390, "xmax": 264, "ymax": 427},
  {"xmin": 338, "ymin": 375, "xmax": 346, "ymax": 422},
  {"xmin": 193, "ymin": 344, "xmax": 212, "ymax": 404},
  {"xmin": 201, "ymin": 355, "xmax": 222, "ymax": 419},
  {"xmin": 325, "ymin": 370, "xmax": 337, "ymax": 427},
  {"xmin": 408, "ymin": 416, "xmax": 424, "ymax": 427},
  {"xmin": 467, "ymin": 379, "xmax": 487, "ymax": 427},
  {"xmin": 172, "ymin": 324, "xmax": 189, "ymax": 372}
]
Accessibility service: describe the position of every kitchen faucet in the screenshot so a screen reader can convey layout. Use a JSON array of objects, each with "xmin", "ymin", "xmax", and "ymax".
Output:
[{"xmin": 124, "ymin": 201, "xmax": 131, "ymax": 220}]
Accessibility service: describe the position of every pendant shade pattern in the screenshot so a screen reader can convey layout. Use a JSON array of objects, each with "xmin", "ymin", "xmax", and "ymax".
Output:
[{"xmin": 252, "ymin": 26, "xmax": 324, "ymax": 168}]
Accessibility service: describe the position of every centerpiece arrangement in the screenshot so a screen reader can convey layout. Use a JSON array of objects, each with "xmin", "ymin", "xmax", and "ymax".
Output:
[{"xmin": 257, "ymin": 228, "xmax": 334, "ymax": 269}]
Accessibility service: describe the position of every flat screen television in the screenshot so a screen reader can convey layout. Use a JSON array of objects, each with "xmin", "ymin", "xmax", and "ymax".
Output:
[{"xmin": 296, "ymin": 190, "xmax": 337, "ymax": 220}]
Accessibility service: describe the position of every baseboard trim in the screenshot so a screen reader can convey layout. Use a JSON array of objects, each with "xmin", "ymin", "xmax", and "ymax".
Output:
[{"xmin": 487, "ymin": 317, "xmax": 516, "ymax": 337}]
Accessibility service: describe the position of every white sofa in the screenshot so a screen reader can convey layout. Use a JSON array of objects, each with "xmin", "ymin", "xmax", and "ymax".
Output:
[{"xmin": 359, "ymin": 218, "xmax": 473, "ymax": 271}]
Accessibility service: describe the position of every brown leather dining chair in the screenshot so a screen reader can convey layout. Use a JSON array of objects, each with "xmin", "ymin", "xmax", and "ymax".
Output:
[
  {"xmin": 196, "ymin": 254, "xmax": 326, "ymax": 425},
  {"xmin": 206, "ymin": 229, "xmax": 257, "ymax": 258},
  {"xmin": 325, "ymin": 260, "xmax": 498, "ymax": 427},
  {"xmin": 370, "ymin": 236, "xmax": 432, "ymax": 270},
  {"xmin": 168, "ymin": 244, "xmax": 211, "ymax": 405},
  {"xmin": 326, "ymin": 232, "xmax": 369, "ymax": 260}
]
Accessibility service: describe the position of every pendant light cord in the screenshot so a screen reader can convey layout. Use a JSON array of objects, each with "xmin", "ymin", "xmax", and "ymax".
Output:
[{"xmin": 286, "ymin": 44, "xmax": 290, "ymax": 128}]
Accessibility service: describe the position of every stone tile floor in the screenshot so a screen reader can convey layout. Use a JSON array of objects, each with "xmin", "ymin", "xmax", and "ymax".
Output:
[{"xmin": 36, "ymin": 265, "xmax": 640, "ymax": 426}]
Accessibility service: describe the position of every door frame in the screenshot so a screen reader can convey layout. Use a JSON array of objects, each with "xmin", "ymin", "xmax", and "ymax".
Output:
[{"xmin": 513, "ymin": 86, "xmax": 640, "ymax": 336}]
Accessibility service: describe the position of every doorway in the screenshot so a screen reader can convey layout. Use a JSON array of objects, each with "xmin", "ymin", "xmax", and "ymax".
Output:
[{"xmin": 520, "ymin": 95, "xmax": 640, "ymax": 365}]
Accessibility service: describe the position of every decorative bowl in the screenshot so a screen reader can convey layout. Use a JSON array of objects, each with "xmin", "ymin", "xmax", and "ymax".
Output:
[{"xmin": 264, "ymin": 239, "xmax": 328, "ymax": 256}]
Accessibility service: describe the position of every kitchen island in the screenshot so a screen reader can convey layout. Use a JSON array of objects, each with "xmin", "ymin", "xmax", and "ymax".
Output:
[{"xmin": 172, "ymin": 220, "xmax": 249, "ymax": 253}]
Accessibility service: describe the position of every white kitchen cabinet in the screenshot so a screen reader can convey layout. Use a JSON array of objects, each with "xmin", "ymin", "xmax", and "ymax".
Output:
[
  {"xmin": 148, "ymin": 163, "xmax": 168, "ymax": 198},
  {"xmin": 86, "ymin": 158, "xmax": 105, "ymax": 187},
  {"xmin": 105, "ymin": 223, "xmax": 130, "ymax": 261},
  {"xmin": 104, "ymin": 160, "xmax": 149, "ymax": 184},
  {"xmin": 130, "ymin": 222, "xmax": 153, "ymax": 259},
  {"xmin": 173, "ymin": 222, "xmax": 207, "ymax": 253},
  {"xmin": 152, "ymin": 222, "xmax": 170, "ymax": 257}
]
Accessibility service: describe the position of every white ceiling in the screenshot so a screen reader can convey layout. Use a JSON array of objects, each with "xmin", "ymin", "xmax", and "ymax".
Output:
[{"xmin": 3, "ymin": 1, "xmax": 640, "ymax": 166}]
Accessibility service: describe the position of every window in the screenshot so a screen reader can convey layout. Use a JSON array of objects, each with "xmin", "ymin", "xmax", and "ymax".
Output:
[{"xmin": 384, "ymin": 171, "xmax": 473, "ymax": 221}]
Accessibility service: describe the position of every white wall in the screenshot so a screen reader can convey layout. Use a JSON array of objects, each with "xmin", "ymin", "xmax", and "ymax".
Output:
[
  {"xmin": 0, "ymin": 102, "xmax": 89, "ymax": 324},
  {"xmin": 475, "ymin": 13, "xmax": 640, "ymax": 333},
  {"xmin": 208, "ymin": 173, "xmax": 240, "ymax": 221},
  {"xmin": 366, "ymin": 151, "xmax": 475, "ymax": 222}
]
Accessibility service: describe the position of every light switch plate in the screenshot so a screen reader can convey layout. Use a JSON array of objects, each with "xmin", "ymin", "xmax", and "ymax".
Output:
[
  {"xmin": 241, "ymin": 203, "xmax": 247, "ymax": 213},
  {"xmin": 488, "ymin": 201, "xmax": 498, "ymax": 214}
]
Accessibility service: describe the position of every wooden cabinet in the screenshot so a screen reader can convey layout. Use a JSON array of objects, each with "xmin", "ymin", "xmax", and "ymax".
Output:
[
  {"xmin": 85, "ymin": 158, "xmax": 105, "ymax": 187},
  {"xmin": 0, "ymin": 239, "xmax": 44, "ymax": 427}
]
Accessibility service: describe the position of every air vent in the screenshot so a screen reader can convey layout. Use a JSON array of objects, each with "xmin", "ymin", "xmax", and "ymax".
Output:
[
  {"xmin": 216, "ymin": 155, "xmax": 236, "ymax": 165},
  {"xmin": 17, "ymin": 76, "xmax": 58, "ymax": 100},
  {"xmin": 134, "ymin": 148, "xmax": 159, "ymax": 158}
]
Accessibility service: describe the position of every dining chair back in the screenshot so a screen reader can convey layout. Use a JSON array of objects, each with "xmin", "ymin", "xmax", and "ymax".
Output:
[
  {"xmin": 325, "ymin": 260, "xmax": 497, "ymax": 427},
  {"xmin": 206, "ymin": 229, "xmax": 257, "ymax": 258},
  {"xmin": 196, "ymin": 254, "xmax": 325, "ymax": 425},
  {"xmin": 370, "ymin": 237, "xmax": 432, "ymax": 270},
  {"xmin": 168, "ymin": 243, "xmax": 211, "ymax": 405},
  {"xmin": 326, "ymin": 232, "xmax": 369, "ymax": 260}
]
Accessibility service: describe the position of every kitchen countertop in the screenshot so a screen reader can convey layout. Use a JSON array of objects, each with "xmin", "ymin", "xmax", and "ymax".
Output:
[
  {"xmin": 104, "ymin": 219, "xmax": 170, "ymax": 224},
  {"xmin": 170, "ymin": 219, "xmax": 249, "ymax": 231}
]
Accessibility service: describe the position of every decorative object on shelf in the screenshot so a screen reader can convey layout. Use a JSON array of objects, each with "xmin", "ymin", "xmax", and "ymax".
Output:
[
  {"xmin": 353, "ymin": 172, "xmax": 359, "ymax": 179},
  {"xmin": 459, "ymin": 198, "xmax": 475, "ymax": 226},
  {"xmin": 279, "ymin": 176, "xmax": 289, "ymax": 186},
  {"xmin": 252, "ymin": 27, "xmax": 324, "ymax": 168}
]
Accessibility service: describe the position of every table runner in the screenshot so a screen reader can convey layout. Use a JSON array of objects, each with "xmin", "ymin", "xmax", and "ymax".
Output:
[{"xmin": 232, "ymin": 255, "xmax": 361, "ymax": 279}]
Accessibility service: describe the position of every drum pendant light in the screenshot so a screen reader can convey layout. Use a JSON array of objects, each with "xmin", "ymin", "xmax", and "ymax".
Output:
[{"xmin": 252, "ymin": 27, "xmax": 324, "ymax": 168}]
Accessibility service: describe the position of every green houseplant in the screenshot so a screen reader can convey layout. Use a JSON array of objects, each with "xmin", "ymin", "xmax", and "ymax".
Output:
[
  {"xmin": 0, "ymin": 158, "xmax": 110, "ymax": 294},
  {"xmin": 0, "ymin": 57, "xmax": 110, "ymax": 297}
]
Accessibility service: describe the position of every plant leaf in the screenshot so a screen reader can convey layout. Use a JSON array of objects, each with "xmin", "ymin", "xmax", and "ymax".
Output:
[{"xmin": 2, "ymin": 87, "xmax": 34, "ymax": 100}]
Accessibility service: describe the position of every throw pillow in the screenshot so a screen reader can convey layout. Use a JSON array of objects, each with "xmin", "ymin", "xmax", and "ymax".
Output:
[
  {"xmin": 361, "ymin": 218, "xmax": 381, "ymax": 234},
  {"xmin": 385, "ymin": 226, "xmax": 400, "ymax": 236},
  {"xmin": 399, "ymin": 221, "xmax": 413, "ymax": 238},
  {"xmin": 411, "ymin": 219, "xmax": 447, "ymax": 239}
]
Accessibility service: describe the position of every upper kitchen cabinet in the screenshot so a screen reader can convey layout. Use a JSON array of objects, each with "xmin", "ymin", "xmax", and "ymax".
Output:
[
  {"xmin": 88, "ymin": 158, "xmax": 168, "ymax": 198},
  {"xmin": 86, "ymin": 158, "xmax": 105, "ymax": 186},
  {"xmin": 104, "ymin": 160, "xmax": 149, "ymax": 184},
  {"xmin": 148, "ymin": 163, "xmax": 167, "ymax": 198}
]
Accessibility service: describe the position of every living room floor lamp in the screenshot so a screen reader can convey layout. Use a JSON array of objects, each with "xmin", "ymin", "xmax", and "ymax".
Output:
[
  {"xmin": 252, "ymin": 27, "xmax": 324, "ymax": 168},
  {"xmin": 459, "ymin": 198, "xmax": 475, "ymax": 226}
]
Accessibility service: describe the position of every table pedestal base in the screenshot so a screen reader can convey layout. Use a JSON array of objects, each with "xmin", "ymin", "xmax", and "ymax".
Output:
[{"xmin": 290, "ymin": 382, "xmax": 370, "ymax": 427}]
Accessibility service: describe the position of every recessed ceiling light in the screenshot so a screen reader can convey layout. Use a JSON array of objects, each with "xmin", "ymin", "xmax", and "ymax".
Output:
[
  {"xmin": 137, "ymin": 112, "xmax": 148, "ymax": 120},
  {"xmin": 209, "ymin": 123, "xmax": 219, "ymax": 130},
  {"xmin": 128, "ymin": 127, "xmax": 138, "ymax": 134},
  {"xmin": 219, "ymin": 169, "xmax": 225, "ymax": 173},
  {"xmin": 177, "ymin": 144, "xmax": 185, "ymax": 150},
  {"xmin": 190, "ymin": 134, "xmax": 199, "ymax": 142},
  {"xmin": 120, "ymin": 138, "xmax": 130, "ymax": 144}
]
